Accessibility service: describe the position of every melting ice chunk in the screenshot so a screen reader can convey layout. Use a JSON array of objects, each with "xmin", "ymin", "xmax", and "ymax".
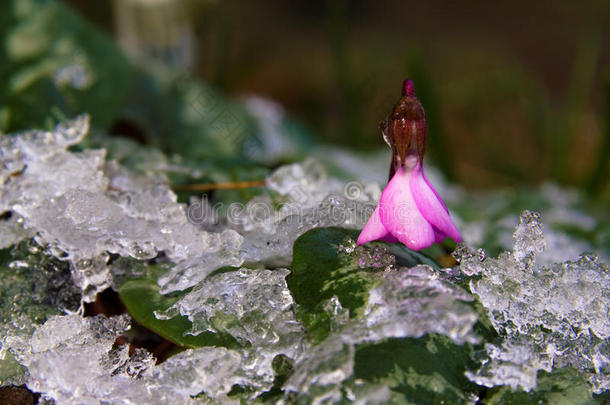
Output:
[{"xmin": 459, "ymin": 210, "xmax": 610, "ymax": 393}]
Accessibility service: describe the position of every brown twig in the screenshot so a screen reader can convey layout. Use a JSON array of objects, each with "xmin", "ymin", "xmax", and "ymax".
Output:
[{"xmin": 172, "ymin": 180, "xmax": 266, "ymax": 192}]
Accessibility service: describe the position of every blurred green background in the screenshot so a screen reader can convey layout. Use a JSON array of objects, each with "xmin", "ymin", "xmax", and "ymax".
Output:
[{"xmin": 4, "ymin": 0, "xmax": 610, "ymax": 196}]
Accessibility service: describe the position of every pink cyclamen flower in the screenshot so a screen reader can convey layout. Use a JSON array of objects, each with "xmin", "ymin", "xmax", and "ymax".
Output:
[{"xmin": 357, "ymin": 79, "xmax": 461, "ymax": 250}]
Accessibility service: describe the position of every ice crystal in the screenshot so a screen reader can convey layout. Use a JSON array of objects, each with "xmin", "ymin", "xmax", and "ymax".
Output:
[
  {"xmin": 0, "ymin": 116, "xmax": 244, "ymax": 300},
  {"xmin": 315, "ymin": 264, "xmax": 479, "ymax": 347},
  {"xmin": 4, "ymin": 314, "xmax": 281, "ymax": 404},
  {"xmin": 0, "ymin": 213, "xmax": 34, "ymax": 249},
  {"xmin": 2, "ymin": 116, "xmax": 378, "ymax": 302},
  {"xmin": 153, "ymin": 241, "xmax": 479, "ymax": 403},
  {"xmin": 460, "ymin": 210, "xmax": 610, "ymax": 393},
  {"xmin": 149, "ymin": 346, "xmax": 276, "ymax": 400},
  {"xmin": 157, "ymin": 268, "xmax": 305, "ymax": 359},
  {"xmin": 160, "ymin": 159, "xmax": 379, "ymax": 289},
  {"xmin": 3, "ymin": 115, "xmax": 608, "ymax": 401},
  {"xmin": 156, "ymin": 230, "xmax": 244, "ymax": 294},
  {"xmin": 355, "ymin": 244, "xmax": 396, "ymax": 270},
  {"xmin": 281, "ymin": 262, "xmax": 479, "ymax": 402},
  {"xmin": 356, "ymin": 266, "xmax": 478, "ymax": 345},
  {"xmin": 283, "ymin": 335, "xmax": 355, "ymax": 403},
  {"xmin": 4, "ymin": 314, "xmax": 141, "ymax": 404},
  {"xmin": 241, "ymin": 159, "xmax": 377, "ymax": 264}
]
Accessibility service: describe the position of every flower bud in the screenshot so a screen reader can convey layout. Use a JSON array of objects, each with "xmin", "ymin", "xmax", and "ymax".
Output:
[{"xmin": 381, "ymin": 79, "xmax": 427, "ymax": 179}]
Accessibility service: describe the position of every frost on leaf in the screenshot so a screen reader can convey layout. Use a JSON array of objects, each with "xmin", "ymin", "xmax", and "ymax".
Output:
[
  {"xmin": 149, "ymin": 347, "xmax": 274, "ymax": 400},
  {"xmin": 355, "ymin": 265, "xmax": 479, "ymax": 345},
  {"xmin": 282, "ymin": 229, "xmax": 480, "ymax": 402},
  {"xmin": 0, "ymin": 241, "xmax": 81, "ymax": 385},
  {"xmin": 3, "ymin": 314, "xmax": 148, "ymax": 404},
  {"xmin": 156, "ymin": 268, "xmax": 305, "ymax": 374},
  {"xmin": 156, "ymin": 230, "xmax": 244, "ymax": 294},
  {"xmin": 239, "ymin": 158, "xmax": 379, "ymax": 266},
  {"xmin": 459, "ymin": 210, "xmax": 610, "ymax": 393},
  {"xmin": 0, "ymin": 116, "xmax": 241, "ymax": 301},
  {"xmin": 283, "ymin": 335, "xmax": 355, "ymax": 403},
  {"xmin": 159, "ymin": 159, "xmax": 379, "ymax": 292},
  {"xmin": 282, "ymin": 266, "xmax": 479, "ymax": 403},
  {"xmin": 4, "ymin": 314, "xmax": 279, "ymax": 403}
]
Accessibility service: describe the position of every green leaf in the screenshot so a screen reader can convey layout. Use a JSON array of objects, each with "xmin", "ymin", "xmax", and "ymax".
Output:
[
  {"xmin": 288, "ymin": 227, "xmax": 379, "ymax": 316},
  {"xmin": 0, "ymin": 350, "xmax": 26, "ymax": 386},
  {"xmin": 118, "ymin": 277, "xmax": 237, "ymax": 349},
  {"xmin": 287, "ymin": 227, "xmax": 442, "ymax": 343},
  {"xmin": 354, "ymin": 335, "xmax": 480, "ymax": 405},
  {"xmin": 485, "ymin": 367, "xmax": 595, "ymax": 405}
]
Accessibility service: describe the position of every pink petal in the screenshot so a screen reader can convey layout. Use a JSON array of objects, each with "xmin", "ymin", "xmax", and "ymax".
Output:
[
  {"xmin": 379, "ymin": 166, "xmax": 435, "ymax": 250},
  {"xmin": 423, "ymin": 173, "xmax": 449, "ymax": 214},
  {"xmin": 434, "ymin": 228, "xmax": 448, "ymax": 244},
  {"xmin": 357, "ymin": 205, "xmax": 397, "ymax": 245},
  {"xmin": 409, "ymin": 164, "xmax": 462, "ymax": 243}
]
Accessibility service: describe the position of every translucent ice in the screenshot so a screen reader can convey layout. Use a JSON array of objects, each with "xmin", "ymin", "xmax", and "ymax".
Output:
[
  {"xmin": 4, "ymin": 114, "xmax": 608, "ymax": 401},
  {"xmin": 241, "ymin": 159, "xmax": 379, "ymax": 264},
  {"xmin": 0, "ymin": 213, "xmax": 34, "ymax": 250},
  {"xmin": 154, "ymin": 245, "xmax": 479, "ymax": 403},
  {"xmin": 460, "ymin": 210, "xmax": 610, "ymax": 393},
  {"xmin": 157, "ymin": 268, "xmax": 305, "ymax": 358},
  {"xmin": 149, "ymin": 346, "xmax": 276, "ymax": 400},
  {"xmin": 1, "ymin": 116, "xmax": 382, "ymax": 302},
  {"xmin": 153, "ymin": 229, "xmax": 244, "ymax": 294},
  {"xmin": 161, "ymin": 159, "xmax": 380, "ymax": 288},
  {"xmin": 4, "ymin": 314, "xmax": 283, "ymax": 404},
  {"xmin": 283, "ymin": 335, "xmax": 355, "ymax": 403},
  {"xmin": 281, "ymin": 261, "xmax": 479, "ymax": 402},
  {"xmin": 4, "ymin": 314, "xmax": 145, "ymax": 404},
  {"xmin": 356, "ymin": 265, "xmax": 479, "ymax": 345},
  {"xmin": 0, "ymin": 116, "xmax": 244, "ymax": 300}
]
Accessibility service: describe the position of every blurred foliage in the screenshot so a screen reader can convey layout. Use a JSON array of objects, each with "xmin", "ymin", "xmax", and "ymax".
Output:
[
  {"xmin": 0, "ymin": 0, "xmax": 311, "ymax": 199},
  {"xmin": 3, "ymin": 0, "xmax": 609, "ymax": 196},
  {"xmin": 181, "ymin": 0, "xmax": 610, "ymax": 193},
  {"xmin": 0, "ymin": 0, "xmax": 131, "ymax": 130}
]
